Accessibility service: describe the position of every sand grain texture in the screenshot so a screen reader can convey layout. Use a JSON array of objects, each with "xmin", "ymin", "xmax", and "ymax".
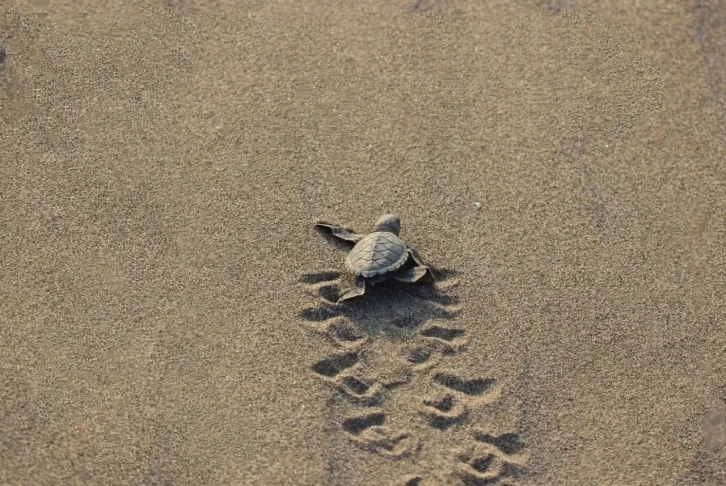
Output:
[{"xmin": 1, "ymin": 1, "xmax": 725, "ymax": 485}]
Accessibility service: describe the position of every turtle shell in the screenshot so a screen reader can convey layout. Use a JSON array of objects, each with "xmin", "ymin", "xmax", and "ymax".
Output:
[{"xmin": 345, "ymin": 232, "xmax": 409, "ymax": 278}]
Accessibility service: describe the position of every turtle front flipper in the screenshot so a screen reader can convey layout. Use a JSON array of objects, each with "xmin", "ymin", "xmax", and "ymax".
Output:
[
  {"xmin": 394, "ymin": 266, "xmax": 430, "ymax": 283},
  {"xmin": 405, "ymin": 248, "xmax": 435, "ymax": 282},
  {"xmin": 314, "ymin": 222, "xmax": 364, "ymax": 243},
  {"xmin": 337, "ymin": 276, "xmax": 366, "ymax": 303}
]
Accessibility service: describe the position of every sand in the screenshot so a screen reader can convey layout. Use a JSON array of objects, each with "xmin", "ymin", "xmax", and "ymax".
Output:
[{"xmin": 1, "ymin": 1, "xmax": 725, "ymax": 484}]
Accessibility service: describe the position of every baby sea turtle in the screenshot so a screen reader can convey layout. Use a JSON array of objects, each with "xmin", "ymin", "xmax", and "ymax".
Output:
[{"xmin": 315, "ymin": 214, "xmax": 434, "ymax": 303}]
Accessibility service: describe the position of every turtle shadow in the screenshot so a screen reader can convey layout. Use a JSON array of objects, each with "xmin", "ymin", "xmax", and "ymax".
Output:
[{"xmin": 299, "ymin": 267, "xmax": 461, "ymax": 338}]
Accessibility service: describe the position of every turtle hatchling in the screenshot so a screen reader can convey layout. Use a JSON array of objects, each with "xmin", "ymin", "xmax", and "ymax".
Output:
[{"xmin": 315, "ymin": 214, "xmax": 434, "ymax": 303}]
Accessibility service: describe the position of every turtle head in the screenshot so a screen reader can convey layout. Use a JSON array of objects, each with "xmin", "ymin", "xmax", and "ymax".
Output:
[{"xmin": 373, "ymin": 214, "xmax": 401, "ymax": 235}]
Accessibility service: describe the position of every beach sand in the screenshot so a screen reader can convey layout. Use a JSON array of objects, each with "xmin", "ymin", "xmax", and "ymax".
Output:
[{"xmin": 1, "ymin": 1, "xmax": 725, "ymax": 484}]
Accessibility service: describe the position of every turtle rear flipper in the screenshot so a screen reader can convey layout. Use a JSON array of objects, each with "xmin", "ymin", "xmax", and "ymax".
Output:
[
  {"xmin": 337, "ymin": 276, "xmax": 366, "ymax": 303},
  {"xmin": 315, "ymin": 223, "xmax": 364, "ymax": 243}
]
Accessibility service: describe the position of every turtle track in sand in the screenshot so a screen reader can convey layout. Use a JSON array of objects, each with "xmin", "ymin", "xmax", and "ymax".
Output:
[{"xmin": 298, "ymin": 270, "xmax": 529, "ymax": 484}]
